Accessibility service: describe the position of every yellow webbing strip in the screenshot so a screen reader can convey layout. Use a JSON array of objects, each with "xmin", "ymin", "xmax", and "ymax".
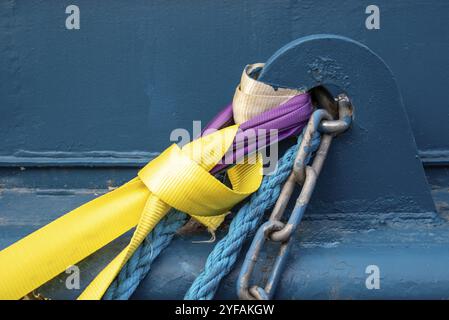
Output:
[{"xmin": 0, "ymin": 124, "xmax": 262, "ymax": 300}]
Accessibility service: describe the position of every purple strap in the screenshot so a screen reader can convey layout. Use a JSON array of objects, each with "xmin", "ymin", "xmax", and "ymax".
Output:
[{"xmin": 202, "ymin": 93, "xmax": 313, "ymax": 174}]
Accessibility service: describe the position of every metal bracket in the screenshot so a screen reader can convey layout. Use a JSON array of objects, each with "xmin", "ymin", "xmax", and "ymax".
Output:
[{"xmin": 259, "ymin": 34, "xmax": 436, "ymax": 216}]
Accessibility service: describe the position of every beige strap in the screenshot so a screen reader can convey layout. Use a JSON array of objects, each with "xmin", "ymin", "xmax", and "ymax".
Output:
[{"xmin": 232, "ymin": 63, "xmax": 304, "ymax": 124}]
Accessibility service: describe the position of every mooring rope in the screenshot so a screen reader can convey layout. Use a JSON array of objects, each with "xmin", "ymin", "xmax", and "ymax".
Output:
[
  {"xmin": 185, "ymin": 130, "xmax": 321, "ymax": 300},
  {"xmin": 105, "ymin": 138, "xmax": 295, "ymax": 300},
  {"xmin": 104, "ymin": 210, "xmax": 187, "ymax": 300}
]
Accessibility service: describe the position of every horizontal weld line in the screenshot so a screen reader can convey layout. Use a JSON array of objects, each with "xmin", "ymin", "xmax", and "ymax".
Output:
[
  {"xmin": 0, "ymin": 155, "xmax": 159, "ymax": 167},
  {"xmin": 0, "ymin": 149, "xmax": 447, "ymax": 167}
]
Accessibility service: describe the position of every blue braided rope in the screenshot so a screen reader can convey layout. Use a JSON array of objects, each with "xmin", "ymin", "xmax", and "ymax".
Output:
[
  {"xmin": 184, "ymin": 131, "xmax": 321, "ymax": 300},
  {"xmin": 103, "ymin": 210, "xmax": 187, "ymax": 300}
]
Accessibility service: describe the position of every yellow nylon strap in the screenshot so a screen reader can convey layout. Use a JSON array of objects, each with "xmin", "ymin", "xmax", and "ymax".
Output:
[
  {"xmin": 0, "ymin": 124, "xmax": 263, "ymax": 300},
  {"xmin": 138, "ymin": 144, "xmax": 261, "ymax": 217},
  {"xmin": 79, "ymin": 125, "xmax": 261, "ymax": 299},
  {"xmin": 0, "ymin": 178, "xmax": 147, "ymax": 300}
]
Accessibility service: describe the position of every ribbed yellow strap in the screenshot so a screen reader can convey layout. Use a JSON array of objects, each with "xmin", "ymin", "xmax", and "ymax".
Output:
[
  {"xmin": 78, "ymin": 126, "xmax": 262, "ymax": 299},
  {"xmin": 0, "ymin": 178, "xmax": 148, "ymax": 300},
  {"xmin": 0, "ymin": 124, "xmax": 263, "ymax": 300}
]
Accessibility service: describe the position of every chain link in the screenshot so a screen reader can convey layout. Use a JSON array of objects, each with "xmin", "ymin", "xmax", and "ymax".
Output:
[{"xmin": 237, "ymin": 91, "xmax": 353, "ymax": 300}]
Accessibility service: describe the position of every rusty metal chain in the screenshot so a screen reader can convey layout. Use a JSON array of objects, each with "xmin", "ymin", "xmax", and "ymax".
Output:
[{"xmin": 237, "ymin": 91, "xmax": 353, "ymax": 300}]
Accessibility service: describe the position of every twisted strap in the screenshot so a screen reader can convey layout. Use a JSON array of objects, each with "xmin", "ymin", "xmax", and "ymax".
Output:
[
  {"xmin": 105, "ymin": 141, "xmax": 296, "ymax": 300},
  {"xmin": 104, "ymin": 131, "xmax": 320, "ymax": 300},
  {"xmin": 103, "ymin": 141, "xmax": 296, "ymax": 300}
]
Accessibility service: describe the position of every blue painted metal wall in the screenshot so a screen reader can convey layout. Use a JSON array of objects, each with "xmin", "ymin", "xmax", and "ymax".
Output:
[
  {"xmin": 2, "ymin": 0, "xmax": 449, "ymax": 300},
  {"xmin": 1, "ymin": 0, "xmax": 449, "ymax": 184}
]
